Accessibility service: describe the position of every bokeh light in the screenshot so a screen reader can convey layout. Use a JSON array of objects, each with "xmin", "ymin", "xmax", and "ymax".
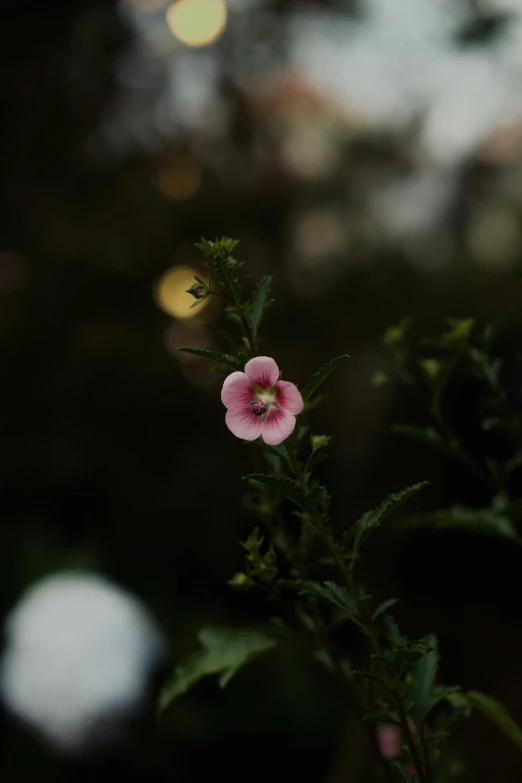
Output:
[
  {"xmin": 0, "ymin": 573, "xmax": 164, "ymax": 754},
  {"xmin": 154, "ymin": 155, "xmax": 201, "ymax": 201},
  {"xmin": 166, "ymin": 0, "xmax": 227, "ymax": 48},
  {"xmin": 153, "ymin": 265, "xmax": 210, "ymax": 318}
]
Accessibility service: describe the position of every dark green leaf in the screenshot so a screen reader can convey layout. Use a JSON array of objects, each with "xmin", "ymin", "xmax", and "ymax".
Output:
[
  {"xmin": 382, "ymin": 614, "xmax": 407, "ymax": 647},
  {"xmin": 399, "ymin": 505, "xmax": 518, "ymax": 540},
  {"xmin": 176, "ymin": 347, "xmax": 243, "ymax": 371},
  {"xmin": 466, "ymin": 690, "xmax": 522, "ymax": 752},
  {"xmin": 248, "ymin": 275, "xmax": 273, "ymax": 335},
  {"xmin": 189, "ymin": 296, "xmax": 208, "ymax": 309},
  {"xmin": 372, "ymin": 598, "xmax": 398, "ymax": 621},
  {"xmin": 295, "ymin": 580, "xmax": 365, "ymax": 620},
  {"xmin": 158, "ymin": 626, "xmax": 277, "ymax": 715},
  {"xmin": 344, "ymin": 482, "xmax": 429, "ymax": 556},
  {"xmin": 374, "ymin": 642, "xmax": 432, "ymax": 679},
  {"xmin": 243, "ymin": 473, "xmax": 329, "ymax": 513},
  {"xmin": 405, "ymin": 634, "xmax": 440, "ymax": 723},
  {"xmin": 300, "ymin": 355, "xmax": 351, "ymax": 402}
]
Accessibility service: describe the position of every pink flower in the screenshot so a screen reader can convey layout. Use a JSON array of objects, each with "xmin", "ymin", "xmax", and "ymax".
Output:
[
  {"xmin": 377, "ymin": 726, "xmax": 401, "ymax": 758},
  {"xmin": 221, "ymin": 356, "xmax": 304, "ymax": 446}
]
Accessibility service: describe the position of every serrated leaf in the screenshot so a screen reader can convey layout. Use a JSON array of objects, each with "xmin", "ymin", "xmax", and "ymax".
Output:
[
  {"xmin": 375, "ymin": 642, "xmax": 432, "ymax": 679},
  {"xmin": 382, "ymin": 614, "xmax": 407, "ymax": 647},
  {"xmin": 296, "ymin": 580, "xmax": 364, "ymax": 618},
  {"xmin": 248, "ymin": 275, "xmax": 273, "ymax": 335},
  {"xmin": 176, "ymin": 347, "xmax": 243, "ymax": 371},
  {"xmin": 243, "ymin": 473, "xmax": 329, "ymax": 513},
  {"xmin": 466, "ymin": 690, "xmax": 522, "ymax": 752},
  {"xmin": 399, "ymin": 505, "xmax": 518, "ymax": 540},
  {"xmin": 344, "ymin": 482, "xmax": 429, "ymax": 556},
  {"xmin": 300, "ymin": 355, "xmax": 351, "ymax": 402},
  {"xmin": 158, "ymin": 626, "xmax": 277, "ymax": 715},
  {"xmin": 372, "ymin": 598, "xmax": 398, "ymax": 621}
]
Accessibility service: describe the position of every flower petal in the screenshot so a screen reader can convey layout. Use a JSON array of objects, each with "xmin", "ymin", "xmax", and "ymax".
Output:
[
  {"xmin": 261, "ymin": 408, "xmax": 296, "ymax": 446},
  {"xmin": 225, "ymin": 407, "xmax": 263, "ymax": 441},
  {"xmin": 377, "ymin": 726, "xmax": 400, "ymax": 759},
  {"xmin": 221, "ymin": 372, "xmax": 255, "ymax": 410},
  {"xmin": 275, "ymin": 381, "xmax": 304, "ymax": 415},
  {"xmin": 244, "ymin": 356, "xmax": 279, "ymax": 390}
]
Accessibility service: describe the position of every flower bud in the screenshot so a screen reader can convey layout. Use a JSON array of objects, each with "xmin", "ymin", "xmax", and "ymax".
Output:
[{"xmin": 186, "ymin": 283, "xmax": 207, "ymax": 299}]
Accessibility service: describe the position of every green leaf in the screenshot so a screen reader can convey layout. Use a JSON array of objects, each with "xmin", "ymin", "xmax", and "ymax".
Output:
[
  {"xmin": 382, "ymin": 614, "xmax": 407, "ymax": 647},
  {"xmin": 466, "ymin": 690, "xmax": 522, "ymax": 752},
  {"xmin": 248, "ymin": 275, "xmax": 273, "ymax": 335},
  {"xmin": 189, "ymin": 296, "xmax": 208, "ymax": 309},
  {"xmin": 343, "ymin": 482, "xmax": 429, "ymax": 556},
  {"xmin": 374, "ymin": 642, "xmax": 433, "ymax": 679},
  {"xmin": 399, "ymin": 505, "xmax": 518, "ymax": 540},
  {"xmin": 372, "ymin": 598, "xmax": 398, "ymax": 621},
  {"xmin": 158, "ymin": 626, "xmax": 277, "ymax": 715},
  {"xmin": 405, "ymin": 634, "xmax": 441, "ymax": 723},
  {"xmin": 176, "ymin": 347, "xmax": 243, "ymax": 371},
  {"xmin": 243, "ymin": 473, "xmax": 329, "ymax": 513},
  {"xmin": 295, "ymin": 580, "xmax": 366, "ymax": 620},
  {"xmin": 300, "ymin": 355, "xmax": 351, "ymax": 402}
]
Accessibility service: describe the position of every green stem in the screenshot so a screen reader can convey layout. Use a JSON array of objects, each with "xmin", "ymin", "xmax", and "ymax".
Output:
[{"xmin": 322, "ymin": 533, "xmax": 430, "ymax": 783}]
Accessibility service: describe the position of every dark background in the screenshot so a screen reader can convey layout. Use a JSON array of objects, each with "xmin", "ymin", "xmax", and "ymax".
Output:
[{"xmin": 2, "ymin": 0, "xmax": 522, "ymax": 780}]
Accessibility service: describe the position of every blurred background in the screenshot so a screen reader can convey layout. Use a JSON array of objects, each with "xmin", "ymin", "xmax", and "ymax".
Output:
[{"xmin": 3, "ymin": 0, "xmax": 522, "ymax": 780}]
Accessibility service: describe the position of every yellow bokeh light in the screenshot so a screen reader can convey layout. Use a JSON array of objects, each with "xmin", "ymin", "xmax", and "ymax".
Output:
[
  {"xmin": 166, "ymin": 0, "xmax": 227, "ymax": 47},
  {"xmin": 155, "ymin": 155, "xmax": 201, "ymax": 201},
  {"xmin": 153, "ymin": 265, "xmax": 210, "ymax": 319}
]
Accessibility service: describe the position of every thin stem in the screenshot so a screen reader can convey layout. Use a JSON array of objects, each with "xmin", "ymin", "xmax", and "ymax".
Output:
[
  {"xmin": 397, "ymin": 364, "xmax": 496, "ymax": 490},
  {"xmin": 322, "ymin": 532, "xmax": 430, "ymax": 783}
]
